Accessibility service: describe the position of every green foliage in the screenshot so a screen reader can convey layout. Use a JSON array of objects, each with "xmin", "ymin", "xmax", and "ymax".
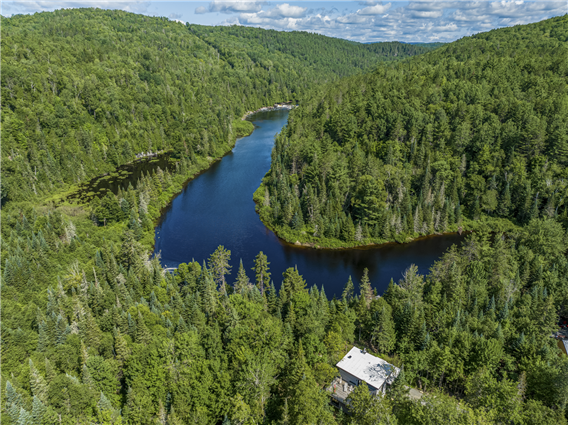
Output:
[
  {"xmin": 257, "ymin": 15, "xmax": 568, "ymax": 247},
  {"xmin": 1, "ymin": 9, "xmax": 434, "ymax": 206},
  {"xmin": 1, "ymin": 10, "xmax": 567, "ymax": 425}
]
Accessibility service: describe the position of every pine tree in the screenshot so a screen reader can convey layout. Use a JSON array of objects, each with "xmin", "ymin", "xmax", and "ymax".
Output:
[
  {"xmin": 37, "ymin": 321, "xmax": 49, "ymax": 351},
  {"xmin": 82, "ymin": 363, "xmax": 94, "ymax": 387},
  {"xmin": 201, "ymin": 263, "xmax": 218, "ymax": 316},
  {"xmin": 359, "ymin": 268, "xmax": 373, "ymax": 308},
  {"xmin": 29, "ymin": 359, "xmax": 48, "ymax": 404},
  {"xmin": 6, "ymin": 381, "xmax": 24, "ymax": 423},
  {"xmin": 208, "ymin": 245, "xmax": 232, "ymax": 294},
  {"xmin": 31, "ymin": 396, "xmax": 46, "ymax": 425},
  {"xmin": 342, "ymin": 276, "xmax": 354, "ymax": 303},
  {"xmin": 127, "ymin": 312, "xmax": 137, "ymax": 339},
  {"xmin": 280, "ymin": 266, "xmax": 306, "ymax": 305},
  {"xmin": 499, "ymin": 182, "xmax": 511, "ymax": 216},
  {"xmin": 341, "ymin": 214, "xmax": 355, "ymax": 241},
  {"xmin": 252, "ymin": 251, "xmax": 271, "ymax": 296},
  {"xmin": 373, "ymin": 304, "xmax": 396, "ymax": 354},
  {"xmin": 136, "ymin": 311, "xmax": 152, "ymax": 345},
  {"xmin": 16, "ymin": 407, "xmax": 32, "ymax": 425},
  {"xmin": 413, "ymin": 204, "xmax": 423, "ymax": 234},
  {"xmin": 267, "ymin": 280, "xmax": 279, "ymax": 314},
  {"xmin": 234, "ymin": 259, "xmax": 251, "ymax": 293},
  {"xmin": 286, "ymin": 341, "xmax": 335, "ymax": 424},
  {"xmin": 354, "ymin": 222, "xmax": 363, "ymax": 242}
]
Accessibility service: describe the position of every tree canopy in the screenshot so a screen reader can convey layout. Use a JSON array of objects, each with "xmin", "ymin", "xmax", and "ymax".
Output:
[{"xmin": 256, "ymin": 15, "xmax": 568, "ymax": 247}]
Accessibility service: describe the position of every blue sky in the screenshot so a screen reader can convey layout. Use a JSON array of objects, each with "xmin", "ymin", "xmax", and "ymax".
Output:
[{"xmin": 2, "ymin": 1, "xmax": 566, "ymax": 42}]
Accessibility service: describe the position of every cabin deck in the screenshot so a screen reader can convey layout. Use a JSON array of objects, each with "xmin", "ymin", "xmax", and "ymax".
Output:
[{"xmin": 327, "ymin": 377, "xmax": 355, "ymax": 407}]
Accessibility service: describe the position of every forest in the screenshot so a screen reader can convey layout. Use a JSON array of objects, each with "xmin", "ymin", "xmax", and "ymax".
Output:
[
  {"xmin": 0, "ymin": 8, "xmax": 435, "ymax": 206},
  {"xmin": 256, "ymin": 15, "xmax": 568, "ymax": 248},
  {"xmin": 1, "ymin": 8, "xmax": 568, "ymax": 425}
]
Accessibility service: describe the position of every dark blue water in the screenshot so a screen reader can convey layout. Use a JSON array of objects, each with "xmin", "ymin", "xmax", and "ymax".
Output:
[{"xmin": 154, "ymin": 109, "xmax": 466, "ymax": 297}]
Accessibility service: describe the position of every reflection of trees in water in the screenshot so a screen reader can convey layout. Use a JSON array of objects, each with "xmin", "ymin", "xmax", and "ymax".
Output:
[{"xmin": 279, "ymin": 233, "xmax": 466, "ymax": 297}]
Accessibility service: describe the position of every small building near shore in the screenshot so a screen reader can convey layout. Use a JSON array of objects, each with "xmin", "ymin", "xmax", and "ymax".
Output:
[{"xmin": 328, "ymin": 347, "xmax": 400, "ymax": 409}]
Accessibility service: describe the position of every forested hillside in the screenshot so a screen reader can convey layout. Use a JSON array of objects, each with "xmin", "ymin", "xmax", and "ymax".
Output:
[
  {"xmin": 189, "ymin": 25, "xmax": 442, "ymax": 79},
  {"xmin": 257, "ymin": 15, "xmax": 568, "ymax": 247},
  {"xmin": 0, "ymin": 8, "xmax": 437, "ymax": 206}
]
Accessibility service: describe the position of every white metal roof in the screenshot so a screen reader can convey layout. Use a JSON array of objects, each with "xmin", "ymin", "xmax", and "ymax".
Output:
[{"xmin": 336, "ymin": 347, "xmax": 400, "ymax": 389}]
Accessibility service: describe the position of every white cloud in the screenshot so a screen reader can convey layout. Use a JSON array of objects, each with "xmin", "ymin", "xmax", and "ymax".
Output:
[
  {"xmin": 358, "ymin": 2, "xmax": 391, "ymax": 15},
  {"xmin": 257, "ymin": 3, "xmax": 307, "ymax": 19},
  {"xmin": 408, "ymin": 10, "xmax": 444, "ymax": 19},
  {"xmin": 207, "ymin": 0, "xmax": 263, "ymax": 14},
  {"xmin": 337, "ymin": 13, "xmax": 372, "ymax": 24},
  {"xmin": 2, "ymin": 1, "xmax": 150, "ymax": 15},
  {"xmin": 3, "ymin": 0, "xmax": 566, "ymax": 44}
]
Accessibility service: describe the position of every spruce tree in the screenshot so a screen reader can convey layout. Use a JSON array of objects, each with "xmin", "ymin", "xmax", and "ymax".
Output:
[
  {"xmin": 234, "ymin": 259, "xmax": 251, "ymax": 293},
  {"xmin": 208, "ymin": 245, "xmax": 232, "ymax": 295},
  {"xmin": 31, "ymin": 396, "xmax": 46, "ymax": 425},
  {"xmin": 359, "ymin": 268, "xmax": 373, "ymax": 309},
  {"xmin": 29, "ymin": 359, "xmax": 48, "ymax": 404},
  {"xmin": 342, "ymin": 276, "xmax": 354, "ymax": 303},
  {"xmin": 136, "ymin": 311, "xmax": 152, "ymax": 345},
  {"xmin": 252, "ymin": 251, "xmax": 271, "ymax": 296}
]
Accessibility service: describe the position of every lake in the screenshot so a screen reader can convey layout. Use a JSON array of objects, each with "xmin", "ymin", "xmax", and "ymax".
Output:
[{"xmin": 154, "ymin": 109, "xmax": 466, "ymax": 298}]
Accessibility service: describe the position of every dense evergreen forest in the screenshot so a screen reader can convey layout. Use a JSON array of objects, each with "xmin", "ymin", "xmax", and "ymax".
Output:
[
  {"xmin": 1, "ymin": 8, "xmax": 435, "ymax": 206},
  {"xmin": 1, "ymin": 8, "xmax": 568, "ymax": 425},
  {"xmin": 256, "ymin": 15, "xmax": 568, "ymax": 247},
  {"xmin": 188, "ymin": 25, "xmax": 443, "ymax": 79}
]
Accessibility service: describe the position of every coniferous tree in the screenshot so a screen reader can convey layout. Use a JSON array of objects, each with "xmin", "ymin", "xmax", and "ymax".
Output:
[
  {"xmin": 359, "ymin": 268, "xmax": 373, "ymax": 309},
  {"xmin": 342, "ymin": 276, "xmax": 355, "ymax": 304},
  {"xmin": 234, "ymin": 259, "xmax": 251, "ymax": 293},
  {"xmin": 252, "ymin": 251, "xmax": 271, "ymax": 296},
  {"xmin": 208, "ymin": 246, "xmax": 232, "ymax": 295}
]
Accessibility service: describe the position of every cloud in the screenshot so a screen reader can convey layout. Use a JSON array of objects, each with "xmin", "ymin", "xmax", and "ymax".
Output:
[
  {"xmin": 267, "ymin": 3, "xmax": 307, "ymax": 19},
  {"xmin": 3, "ymin": 0, "xmax": 566, "ymax": 44},
  {"xmin": 408, "ymin": 10, "xmax": 444, "ymax": 19},
  {"xmin": 337, "ymin": 13, "xmax": 372, "ymax": 25},
  {"xmin": 206, "ymin": 0, "xmax": 263, "ymax": 14},
  {"xmin": 358, "ymin": 2, "xmax": 391, "ymax": 15},
  {"xmin": 2, "ymin": 1, "xmax": 150, "ymax": 15}
]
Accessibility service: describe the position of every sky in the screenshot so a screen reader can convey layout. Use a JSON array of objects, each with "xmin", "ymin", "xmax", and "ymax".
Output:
[{"xmin": 1, "ymin": 1, "xmax": 566, "ymax": 43}]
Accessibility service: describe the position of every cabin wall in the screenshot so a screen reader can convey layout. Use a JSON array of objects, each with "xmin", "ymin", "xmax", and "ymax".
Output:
[{"xmin": 338, "ymin": 369, "xmax": 360, "ymax": 386}]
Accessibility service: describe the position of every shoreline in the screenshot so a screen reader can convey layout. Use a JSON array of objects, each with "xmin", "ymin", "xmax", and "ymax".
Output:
[
  {"xmin": 241, "ymin": 103, "xmax": 296, "ymax": 120},
  {"xmin": 150, "ymin": 105, "xmax": 291, "ymax": 254},
  {"xmin": 254, "ymin": 196, "xmax": 471, "ymax": 251},
  {"xmin": 253, "ymin": 183, "xmax": 517, "ymax": 251}
]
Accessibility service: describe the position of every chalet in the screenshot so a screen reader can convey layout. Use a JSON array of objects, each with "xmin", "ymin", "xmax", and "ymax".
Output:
[
  {"xmin": 328, "ymin": 347, "xmax": 400, "ymax": 409},
  {"xmin": 553, "ymin": 319, "xmax": 568, "ymax": 357}
]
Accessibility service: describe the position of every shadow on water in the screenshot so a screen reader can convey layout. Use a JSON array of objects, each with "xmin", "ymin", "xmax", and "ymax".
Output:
[{"xmin": 154, "ymin": 109, "xmax": 467, "ymax": 298}]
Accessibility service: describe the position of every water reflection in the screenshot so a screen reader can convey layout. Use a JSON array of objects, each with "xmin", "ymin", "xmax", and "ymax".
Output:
[{"xmin": 154, "ymin": 110, "xmax": 466, "ymax": 298}]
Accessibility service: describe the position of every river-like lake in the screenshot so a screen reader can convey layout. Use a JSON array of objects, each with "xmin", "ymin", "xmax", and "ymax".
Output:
[{"xmin": 154, "ymin": 109, "xmax": 466, "ymax": 297}]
